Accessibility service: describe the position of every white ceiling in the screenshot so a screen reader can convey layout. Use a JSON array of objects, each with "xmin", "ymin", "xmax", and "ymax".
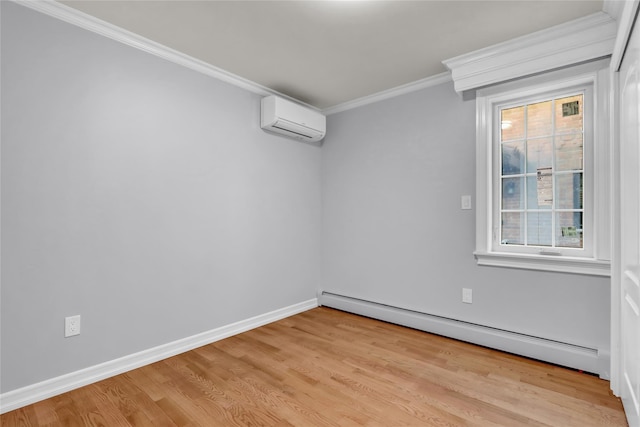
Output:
[{"xmin": 60, "ymin": 0, "xmax": 604, "ymax": 110}]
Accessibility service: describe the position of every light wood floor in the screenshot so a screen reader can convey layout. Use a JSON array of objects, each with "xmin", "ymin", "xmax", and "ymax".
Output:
[{"xmin": 1, "ymin": 307, "xmax": 628, "ymax": 426}]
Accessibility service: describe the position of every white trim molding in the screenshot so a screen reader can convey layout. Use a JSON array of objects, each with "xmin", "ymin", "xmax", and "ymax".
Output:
[
  {"xmin": 12, "ymin": 0, "xmax": 318, "ymax": 111},
  {"xmin": 610, "ymin": 0, "xmax": 640, "ymax": 72},
  {"xmin": 322, "ymin": 73, "xmax": 452, "ymax": 115},
  {"xmin": 474, "ymin": 251, "xmax": 611, "ymax": 276},
  {"xmin": 319, "ymin": 292, "xmax": 608, "ymax": 378},
  {"xmin": 13, "ymin": 0, "xmax": 455, "ymax": 118},
  {"xmin": 12, "ymin": 0, "xmax": 451, "ymax": 116},
  {"xmin": 0, "ymin": 299, "xmax": 318, "ymax": 414},
  {"xmin": 474, "ymin": 60, "xmax": 612, "ymax": 276},
  {"xmin": 443, "ymin": 12, "xmax": 617, "ymax": 94},
  {"xmin": 606, "ymin": 0, "xmax": 640, "ymax": 404}
]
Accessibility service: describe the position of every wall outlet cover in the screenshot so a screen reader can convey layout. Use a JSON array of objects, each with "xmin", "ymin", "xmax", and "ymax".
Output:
[{"xmin": 65, "ymin": 315, "xmax": 81, "ymax": 337}]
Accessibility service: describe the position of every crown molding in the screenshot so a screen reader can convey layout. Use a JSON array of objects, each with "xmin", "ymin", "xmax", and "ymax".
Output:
[
  {"xmin": 609, "ymin": 0, "xmax": 640, "ymax": 71},
  {"xmin": 443, "ymin": 12, "xmax": 617, "ymax": 94},
  {"xmin": 12, "ymin": 0, "xmax": 319, "ymax": 111},
  {"xmin": 603, "ymin": 0, "xmax": 627, "ymax": 22},
  {"xmin": 322, "ymin": 72, "xmax": 452, "ymax": 116},
  {"xmin": 11, "ymin": 0, "xmax": 451, "ymax": 118}
]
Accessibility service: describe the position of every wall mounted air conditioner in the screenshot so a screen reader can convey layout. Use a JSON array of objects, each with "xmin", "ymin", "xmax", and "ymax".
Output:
[{"xmin": 261, "ymin": 95, "xmax": 326, "ymax": 142}]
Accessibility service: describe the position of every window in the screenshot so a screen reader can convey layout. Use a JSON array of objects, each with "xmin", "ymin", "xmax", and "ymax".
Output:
[
  {"xmin": 497, "ymin": 90, "xmax": 589, "ymax": 256},
  {"xmin": 474, "ymin": 64, "xmax": 610, "ymax": 276}
]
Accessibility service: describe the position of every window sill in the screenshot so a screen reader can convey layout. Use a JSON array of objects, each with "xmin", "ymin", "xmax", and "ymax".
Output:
[{"xmin": 474, "ymin": 251, "xmax": 611, "ymax": 276}]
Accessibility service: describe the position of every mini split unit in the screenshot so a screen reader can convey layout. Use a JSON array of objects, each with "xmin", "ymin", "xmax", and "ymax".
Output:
[{"xmin": 261, "ymin": 95, "xmax": 326, "ymax": 143}]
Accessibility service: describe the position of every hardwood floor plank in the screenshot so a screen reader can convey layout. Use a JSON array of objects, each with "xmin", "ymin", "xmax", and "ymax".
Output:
[
  {"xmin": 2, "ymin": 407, "xmax": 36, "ymax": 427},
  {"xmin": 84, "ymin": 386, "xmax": 137, "ymax": 427},
  {"xmin": 31, "ymin": 399, "xmax": 59, "ymax": 427},
  {"xmin": 1, "ymin": 307, "xmax": 628, "ymax": 427},
  {"xmin": 249, "ymin": 320, "xmax": 520, "ymax": 426}
]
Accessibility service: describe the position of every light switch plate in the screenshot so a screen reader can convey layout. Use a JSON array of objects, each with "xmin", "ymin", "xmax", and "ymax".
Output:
[
  {"xmin": 461, "ymin": 195, "xmax": 472, "ymax": 210},
  {"xmin": 462, "ymin": 288, "xmax": 473, "ymax": 304}
]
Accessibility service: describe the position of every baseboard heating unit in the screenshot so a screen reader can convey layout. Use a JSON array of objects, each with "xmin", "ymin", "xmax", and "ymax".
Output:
[{"xmin": 318, "ymin": 291, "xmax": 608, "ymax": 379}]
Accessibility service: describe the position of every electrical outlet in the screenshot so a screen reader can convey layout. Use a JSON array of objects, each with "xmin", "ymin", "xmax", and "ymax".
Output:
[
  {"xmin": 65, "ymin": 315, "xmax": 81, "ymax": 337},
  {"xmin": 462, "ymin": 288, "xmax": 473, "ymax": 304}
]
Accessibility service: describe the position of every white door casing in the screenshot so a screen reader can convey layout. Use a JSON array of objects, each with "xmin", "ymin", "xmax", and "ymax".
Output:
[{"xmin": 619, "ymin": 5, "xmax": 640, "ymax": 426}]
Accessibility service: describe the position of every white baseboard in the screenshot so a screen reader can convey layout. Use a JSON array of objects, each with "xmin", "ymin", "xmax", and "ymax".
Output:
[
  {"xmin": 0, "ymin": 298, "xmax": 318, "ymax": 414},
  {"xmin": 319, "ymin": 292, "xmax": 608, "ymax": 378}
]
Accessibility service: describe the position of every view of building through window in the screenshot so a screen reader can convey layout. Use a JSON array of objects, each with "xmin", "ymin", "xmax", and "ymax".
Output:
[{"xmin": 500, "ymin": 93, "xmax": 584, "ymax": 249}]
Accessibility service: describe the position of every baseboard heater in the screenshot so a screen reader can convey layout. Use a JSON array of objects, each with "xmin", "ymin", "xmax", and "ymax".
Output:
[{"xmin": 319, "ymin": 291, "xmax": 607, "ymax": 378}]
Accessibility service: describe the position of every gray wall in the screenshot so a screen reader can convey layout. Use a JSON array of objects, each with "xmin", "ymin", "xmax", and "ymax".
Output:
[
  {"xmin": 321, "ymin": 83, "xmax": 610, "ymax": 357},
  {"xmin": 1, "ymin": 1, "xmax": 611, "ymax": 395},
  {"xmin": 1, "ymin": 2, "xmax": 320, "ymax": 392}
]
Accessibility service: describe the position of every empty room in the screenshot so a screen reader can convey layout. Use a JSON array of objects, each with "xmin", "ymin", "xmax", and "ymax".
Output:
[{"xmin": 1, "ymin": 0, "xmax": 639, "ymax": 426}]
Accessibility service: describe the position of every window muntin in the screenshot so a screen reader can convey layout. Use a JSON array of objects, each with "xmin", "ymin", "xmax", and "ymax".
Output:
[{"xmin": 493, "ymin": 88, "xmax": 591, "ymax": 256}]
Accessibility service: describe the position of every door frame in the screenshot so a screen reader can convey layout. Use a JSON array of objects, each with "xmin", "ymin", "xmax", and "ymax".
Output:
[{"xmin": 609, "ymin": 0, "xmax": 640, "ymax": 399}]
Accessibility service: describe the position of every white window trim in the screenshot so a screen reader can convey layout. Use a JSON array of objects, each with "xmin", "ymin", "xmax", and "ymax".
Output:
[{"xmin": 474, "ymin": 61, "xmax": 611, "ymax": 276}]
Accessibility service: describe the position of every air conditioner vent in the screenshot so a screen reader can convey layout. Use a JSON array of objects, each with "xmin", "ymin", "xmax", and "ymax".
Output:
[{"xmin": 261, "ymin": 96, "xmax": 326, "ymax": 142}]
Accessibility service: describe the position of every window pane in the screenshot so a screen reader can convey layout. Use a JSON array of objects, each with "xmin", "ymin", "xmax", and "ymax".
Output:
[
  {"xmin": 556, "ymin": 173, "xmax": 583, "ymax": 209},
  {"xmin": 556, "ymin": 212, "xmax": 583, "ymax": 248},
  {"xmin": 501, "ymin": 212, "xmax": 524, "ymax": 245},
  {"xmin": 527, "ymin": 138, "xmax": 552, "ymax": 172},
  {"xmin": 527, "ymin": 176, "xmax": 552, "ymax": 210},
  {"xmin": 502, "ymin": 177, "xmax": 524, "ymax": 210},
  {"xmin": 555, "ymin": 94, "xmax": 583, "ymax": 134},
  {"xmin": 502, "ymin": 141, "xmax": 524, "ymax": 175},
  {"xmin": 501, "ymin": 106, "xmax": 525, "ymax": 142},
  {"xmin": 555, "ymin": 134, "xmax": 583, "ymax": 171},
  {"xmin": 495, "ymin": 89, "xmax": 588, "ymax": 254},
  {"xmin": 527, "ymin": 212, "xmax": 552, "ymax": 246},
  {"xmin": 527, "ymin": 101, "xmax": 552, "ymax": 138}
]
